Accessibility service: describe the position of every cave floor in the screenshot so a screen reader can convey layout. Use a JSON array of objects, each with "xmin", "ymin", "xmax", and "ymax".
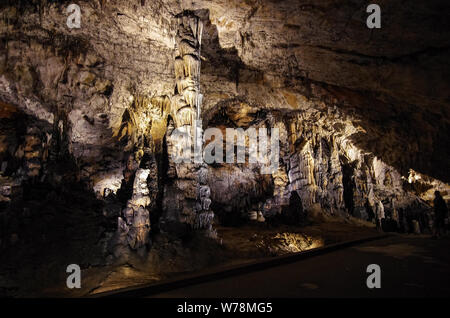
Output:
[
  {"xmin": 3, "ymin": 213, "xmax": 446, "ymax": 298},
  {"xmin": 146, "ymin": 234, "xmax": 450, "ymax": 298},
  {"xmin": 33, "ymin": 216, "xmax": 381, "ymax": 297},
  {"xmin": 216, "ymin": 216, "xmax": 379, "ymax": 259}
]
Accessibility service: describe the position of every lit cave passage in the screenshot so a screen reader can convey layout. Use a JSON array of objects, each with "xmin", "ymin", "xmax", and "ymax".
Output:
[{"xmin": 0, "ymin": 1, "xmax": 449, "ymax": 297}]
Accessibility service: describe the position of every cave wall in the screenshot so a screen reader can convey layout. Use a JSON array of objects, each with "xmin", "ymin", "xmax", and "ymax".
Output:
[
  {"xmin": 201, "ymin": 100, "xmax": 437, "ymax": 227},
  {"xmin": 0, "ymin": 0, "xmax": 449, "ymax": 252}
]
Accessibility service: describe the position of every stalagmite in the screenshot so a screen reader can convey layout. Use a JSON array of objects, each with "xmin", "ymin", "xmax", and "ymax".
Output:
[
  {"xmin": 117, "ymin": 166, "xmax": 152, "ymax": 250},
  {"xmin": 163, "ymin": 10, "xmax": 214, "ymax": 236}
]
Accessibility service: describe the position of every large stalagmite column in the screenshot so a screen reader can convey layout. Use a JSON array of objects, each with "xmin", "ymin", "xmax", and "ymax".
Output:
[{"xmin": 164, "ymin": 11, "xmax": 214, "ymax": 235}]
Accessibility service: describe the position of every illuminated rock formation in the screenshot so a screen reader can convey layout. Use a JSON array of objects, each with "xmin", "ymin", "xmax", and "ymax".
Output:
[
  {"xmin": 117, "ymin": 167, "xmax": 151, "ymax": 250},
  {"xmin": 0, "ymin": 1, "xmax": 448, "ymax": 257},
  {"xmin": 162, "ymin": 11, "xmax": 214, "ymax": 236}
]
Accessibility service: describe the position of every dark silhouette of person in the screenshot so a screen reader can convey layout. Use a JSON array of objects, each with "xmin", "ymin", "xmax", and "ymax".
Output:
[
  {"xmin": 433, "ymin": 191, "xmax": 448, "ymax": 238},
  {"xmin": 282, "ymin": 191, "xmax": 304, "ymax": 225}
]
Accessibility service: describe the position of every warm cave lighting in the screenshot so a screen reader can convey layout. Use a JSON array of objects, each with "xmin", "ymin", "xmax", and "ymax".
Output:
[
  {"xmin": 0, "ymin": 0, "xmax": 449, "ymax": 310},
  {"xmin": 407, "ymin": 169, "xmax": 422, "ymax": 184}
]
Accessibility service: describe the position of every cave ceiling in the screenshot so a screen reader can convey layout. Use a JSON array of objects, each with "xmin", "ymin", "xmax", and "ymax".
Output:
[{"xmin": 0, "ymin": 0, "xmax": 449, "ymax": 183}]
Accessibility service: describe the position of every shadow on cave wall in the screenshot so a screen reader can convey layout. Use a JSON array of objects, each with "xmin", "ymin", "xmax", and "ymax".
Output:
[
  {"xmin": 193, "ymin": 9, "xmax": 262, "ymax": 95},
  {"xmin": 195, "ymin": 8, "xmax": 449, "ymax": 184},
  {"xmin": 0, "ymin": 107, "xmax": 117, "ymax": 296}
]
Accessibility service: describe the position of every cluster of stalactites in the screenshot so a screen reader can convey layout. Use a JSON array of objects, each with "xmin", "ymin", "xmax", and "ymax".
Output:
[
  {"xmin": 172, "ymin": 12, "xmax": 203, "ymax": 128},
  {"xmin": 150, "ymin": 95, "xmax": 171, "ymax": 118}
]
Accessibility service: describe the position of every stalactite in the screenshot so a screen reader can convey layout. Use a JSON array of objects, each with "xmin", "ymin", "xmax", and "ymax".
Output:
[
  {"xmin": 176, "ymin": 78, "xmax": 195, "ymax": 95},
  {"xmin": 174, "ymin": 57, "xmax": 185, "ymax": 79},
  {"xmin": 183, "ymin": 90, "xmax": 198, "ymax": 109},
  {"xmin": 150, "ymin": 95, "xmax": 171, "ymax": 115},
  {"xmin": 183, "ymin": 54, "xmax": 200, "ymax": 79}
]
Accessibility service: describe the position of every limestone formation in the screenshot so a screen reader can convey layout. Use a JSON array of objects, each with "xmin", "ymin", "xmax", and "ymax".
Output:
[
  {"xmin": 0, "ymin": 1, "xmax": 448, "ymax": 255},
  {"xmin": 117, "ymin": 167, "xmax": 151, "ymax": 250},
  {"xmin": 1, "ymin": 1, "xmax": 450, "ymax": 299},
  {"xmin": 162, "ymin": 11, "xmax": 215, "ymax": 236}
]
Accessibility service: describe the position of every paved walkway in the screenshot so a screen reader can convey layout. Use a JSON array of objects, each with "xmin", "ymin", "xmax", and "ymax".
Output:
[{"xmin": 149, "ymin": 235, "xmax": 450, "ymax": 298}]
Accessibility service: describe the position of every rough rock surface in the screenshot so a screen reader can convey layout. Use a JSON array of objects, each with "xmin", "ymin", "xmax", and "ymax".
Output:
[
  {"xmin": 0, "ymin": 0, "xmax": 449, "ymax": 257},
  {"xmin": 161, "ymin": 11, "xmax": 215, "ymax": 237}
]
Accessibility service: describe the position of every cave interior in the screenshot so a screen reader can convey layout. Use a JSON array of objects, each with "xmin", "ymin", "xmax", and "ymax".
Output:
[{"xmin": 0, "ymin": 0, "xmax": 449, "ymax": 297}]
